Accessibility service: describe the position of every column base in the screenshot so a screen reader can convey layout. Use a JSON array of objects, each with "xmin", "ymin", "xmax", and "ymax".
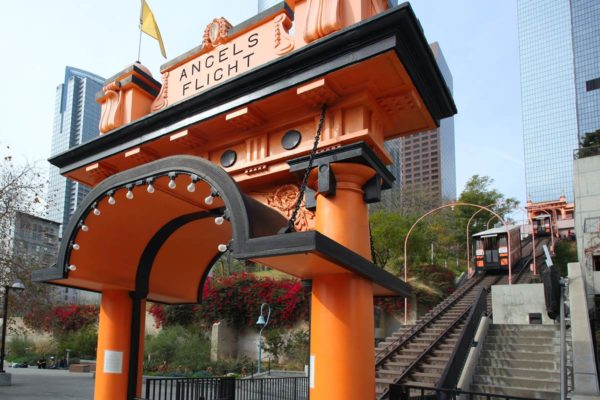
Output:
[{"xmin": 0, "ymin": 372, "xmax": 12, "ymax": 386}]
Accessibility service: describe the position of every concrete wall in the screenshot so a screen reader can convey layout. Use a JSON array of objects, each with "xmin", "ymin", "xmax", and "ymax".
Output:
[
  {"xmin": 568, "ymin": 262, "xmax": 600, "ymax": 395},
  {"xmin": 573, "ymin": 154, "xmax": 600, "ymax": 299},
  {"xmin": 492, "ymin": 283, "xmax": 553, "ymax": 325}
]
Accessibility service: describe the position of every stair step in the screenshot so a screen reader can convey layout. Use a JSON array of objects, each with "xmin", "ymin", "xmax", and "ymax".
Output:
[
  {"xmin": 476, "ymin": 366, "xmax": 560, "ymax": 381},
  {"xmin": 473, "ymin": 374, "xmax": 560, "ymax": 391},
  {"xmin": 478, "ymin": 357, "xmax": 559, "ymax": 371},
  {"xmin": 483, "ymin": 343, "xmax": 558, "ymax": 353},
  {"xmin": 485, "ymin": 336, "xmax": 561, "ymax": 345},
  {"xmin": 470, "ymin": 384, "xmax": 560, "ymax": 400},
  {"xmin": 480, "ymin": 350, "xmax": 557, "ymax": 361}
]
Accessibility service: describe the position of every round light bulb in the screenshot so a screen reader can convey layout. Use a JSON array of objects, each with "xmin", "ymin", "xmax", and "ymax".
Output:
[
  {"xmin": 93, "ymin": 208, "xmax": 101, "ymax": 216},
  {"xmin": 168, "ymin": 179, "xmax": 177, "ymax": 189},
  {"xmin": 68, "ymin": 265, "xmax": 77, "ymax": 271},
  {"xmin": 218, "ymin": 244, "xmax": 228, "ymax": 252},
  {"xmin": 147, "ymin": 184, "xmax": 155, "ymax": 194},
  {"xmin": 81, "ymin": 224, "xmax": 89, "ymax": 232},
  {"xmin": 126, "ymin": 190, "xmax": 134, "ymax": 200},
  {"xmin": 205, "ymin": 195, "xmax": 214, "ymax": 205},
  {"xmin": 108, "ymin": 196, "xmax": 116, "ymax": 205},
  {"xmin": 72, "ymin": 243, "xmax": 80, "ymax": 250},
  {"xmin": 187, "ymin": 182, "xmax": 196, "ymax": 192},
  {"xmin": 215, "ymin": 216, "xmax": 224, "ymax": 225}
]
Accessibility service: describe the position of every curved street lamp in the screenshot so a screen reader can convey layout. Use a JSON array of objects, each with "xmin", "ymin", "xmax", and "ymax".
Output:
[
  {"xmin": 403, "ymin": 202, "xmax": 509, "ymax": 324},
  {"xmin": 255, "ymin": 303, "xmax": 271, "ymax": 374},
  {"xmin": 466, "ymin": 203, "xmax": 498, "ymax": 275},
  {"xmin": 1, "ymin": 280, "xmax": 26, "ymax": 374}
]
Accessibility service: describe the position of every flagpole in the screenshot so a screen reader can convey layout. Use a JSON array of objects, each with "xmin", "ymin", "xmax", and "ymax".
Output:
[{"xmin": 137, "ymin": 0, "xmax": 143, "ymax": 62}]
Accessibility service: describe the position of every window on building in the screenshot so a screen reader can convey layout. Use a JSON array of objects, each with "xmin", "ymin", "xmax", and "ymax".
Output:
[
  {"xmin": 594, "ymin": 256, "xmax": 600, "ymax": 272},
  {"xmin": 586, "ymin": 77, "xmax": 600, "ymax": 92},
  {"xmin": 584, "ymin": 217, "xmax": 600, "ymax": 233}
]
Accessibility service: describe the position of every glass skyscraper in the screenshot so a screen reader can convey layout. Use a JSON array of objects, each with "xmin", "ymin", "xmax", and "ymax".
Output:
[
  {"xmin": 518, "ymin": 0, "xmax": 600, "ymax": 203},
  {"xmin": 48, "ymin": 66, "xmax": 104, "ymax": 233},
  {"xmin": 570, "ymin": 0, "xmax": 600, "ymax": 140}
]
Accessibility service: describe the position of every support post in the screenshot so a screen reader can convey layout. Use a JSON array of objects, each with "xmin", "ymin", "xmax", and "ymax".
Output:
[
  {"xmin": 0, "ymin": 287, "xmax": 9, "ymax": 374},
  {"xmin": 94, "ymin": 290, "xmax": 146, "ymax": 400},
  {"xmin": 309, "ymin": 163, "xmax": 375, "ymax": 400}
]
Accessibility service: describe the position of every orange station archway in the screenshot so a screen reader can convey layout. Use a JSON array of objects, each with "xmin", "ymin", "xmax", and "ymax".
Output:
[{"xmin": 34, "ymin": 2, "xmax": 456, "ymax": 399}]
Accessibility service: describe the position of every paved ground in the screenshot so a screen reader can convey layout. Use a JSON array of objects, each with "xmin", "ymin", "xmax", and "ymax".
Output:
[{"xmin": 0, "ymin": 367, "xmax": 94, "ymax": 399}]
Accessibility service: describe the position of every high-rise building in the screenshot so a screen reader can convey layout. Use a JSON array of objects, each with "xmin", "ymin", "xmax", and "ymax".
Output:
[
  {"xmin": 12, "ymin": 212, "xmax": 60, "ymax": 274},
  {"xmin": 47, "ymin": 66, "xmax": 104, "ymax": 304},
  {"xmin": 399, "ymin": 42, "xmax": 456, "ymax": 211},
  {"xmin": 48, "ymin": 67, "xmax": 104, "ymax": 232},
  {"xmin": 518, "ymin": 0, "xmax": 600, "ymax": 203},
  {"xmin": 570, "ymin": 1, "xmax": 600, "ymax": 140}
]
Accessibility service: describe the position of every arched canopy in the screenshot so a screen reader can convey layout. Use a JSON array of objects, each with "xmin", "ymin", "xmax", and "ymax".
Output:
[{"xmin": 34, "ymin": 156, "xmax": 410, "ymax": 301}]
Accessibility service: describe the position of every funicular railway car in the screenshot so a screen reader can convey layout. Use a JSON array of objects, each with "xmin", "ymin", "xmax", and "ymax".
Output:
[
  {"xmin": 533, "ymin": 214, "xmax": 552, "ymax": 236},
  {"xmin": 472, "ymin": 226, "xmax": 522, "ymax": 273}
]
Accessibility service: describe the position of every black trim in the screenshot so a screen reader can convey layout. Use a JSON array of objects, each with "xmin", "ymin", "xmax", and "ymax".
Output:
[
  {"xmin": 134, "ymin": 211, "xmax": 221, "ymax": 299},
  {"xmin": 196, "ymin": 252, "xmax": 225, "ymax": 303},
  {"xmin": 49, "ymin": 4, "xmax": 455, "ymax": 175},
  {"xmin": 127, "ymin": 294, "xmax": 143, "ymax": 400},
  {"xmin": 288, "ymin": 141, "xmax": 395, "ymax": 189},
  {"xmin": 104, "ymin": 63, "xmax": 161, "ymax": 89},
  {"xmin": 34, "ymin": 156, "xmax": 410, "ymax": 298}
]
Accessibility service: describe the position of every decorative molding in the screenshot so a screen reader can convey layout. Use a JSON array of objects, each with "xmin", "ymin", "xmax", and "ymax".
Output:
[
  {"xmin": 273, "ymin": 13, "xmax": 294, "ymax": 55},
  {"xmin": 85, "ymin": 162, "xmax": 117, "ymax": 181},
  {"xmin": 297, "ymin": 79, "xmax": 338, "ymax": 108},
  {"xmin": 124, "ymin": 147, "xmax": 159, "ymax": 164},
  {"xmin": 303, "ymin": 0, "xmax": 342, "ymax": 43},
  {"xmin": 225, "ymin": 107, "xmax": 264, "ymax": 130},
  {"xmin": 98, "ymin": 81, "xmax": 124, "ymax": 134},
  {"xmin": 245, "ymin": 135, "xmax": 269, "ymax": 162},
  {"xmin": 202, "ymin": 17, "xmax": 233, "ymax": 50},
  {"xmin": 244, "ymin": 164, "xmax": 269, "ymax": 176},
  {"xmin": 151, "ymin": 72, "xmax": 169, "ymax": 112},
  {"xmin": 263, "ymin": 184, "xmax": 315, "ymax": 232}
]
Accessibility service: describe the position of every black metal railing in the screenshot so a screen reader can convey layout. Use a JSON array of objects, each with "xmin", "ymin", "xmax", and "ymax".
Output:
[
  {"xmin": 437, "ymin": 287, "xmax": 487, "ymax": 390},
  {"xmin": 389, "ymin": 384, "xmax": 540, "ymax": 400},
  {"xmin": 574, "ymin": 144, "xmax": 600, "ymax": 160},
  {"xmin": 143, "ymin": 376, "xmax": 308, "ymax": 400}
]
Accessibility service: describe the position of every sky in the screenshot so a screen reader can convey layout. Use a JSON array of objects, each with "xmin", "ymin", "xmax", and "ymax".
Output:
[{"xmin": 0, "ymin": 1, "xmax": 525, "ymax": 212}]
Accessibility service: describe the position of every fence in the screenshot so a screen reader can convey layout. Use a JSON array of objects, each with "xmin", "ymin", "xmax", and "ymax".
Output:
[{"xmin": 142, "ymin": 376, "xmax": 308, "ymax": 400}]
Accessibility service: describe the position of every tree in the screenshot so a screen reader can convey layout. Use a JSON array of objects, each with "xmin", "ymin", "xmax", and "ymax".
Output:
[
  {"xmin": 0, "ymin": 148, "xmax": 50, "ymax": 323},
  {"xmin": 581, "ymin": 129, "xmax": 600, "ymax": 148}
]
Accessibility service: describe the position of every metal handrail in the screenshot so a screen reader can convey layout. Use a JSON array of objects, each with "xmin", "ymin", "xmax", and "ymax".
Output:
[
  {"xmin": 375, "ymin": 273, "xmax": 486, "ymax": 366},
  {"xmin": 437, "ymin": 287, "xmax": 487, "ymax": 390}
]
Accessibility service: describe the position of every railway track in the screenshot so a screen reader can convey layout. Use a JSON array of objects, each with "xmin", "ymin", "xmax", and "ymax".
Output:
[{"xmin": 374, "ymin": 239, "xmax": 544, "ymax": 399}]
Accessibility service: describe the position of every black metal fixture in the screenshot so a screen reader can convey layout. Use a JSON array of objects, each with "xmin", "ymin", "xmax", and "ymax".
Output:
[
  {"xmin": 281, "ymin": 130, "xmax": 302, "ymax": 150},
  {"xmin": 220, "ymin": 150, "xmax": 237, "ymax": 168}
]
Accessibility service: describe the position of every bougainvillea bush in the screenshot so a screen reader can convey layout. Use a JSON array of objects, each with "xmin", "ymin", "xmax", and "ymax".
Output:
[
  {"xmin": 149, "ymin": 273, "xmax": 310, "ymax": 329},
  {"xmin": 24, "ymin": 304, "xmax": 99, "ymax": 335}
]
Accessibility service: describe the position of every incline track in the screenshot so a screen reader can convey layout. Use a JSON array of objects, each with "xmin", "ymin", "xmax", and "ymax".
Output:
[{"xmin": 374, "ymin": 238, "xmax": 545, "ymax": 399}]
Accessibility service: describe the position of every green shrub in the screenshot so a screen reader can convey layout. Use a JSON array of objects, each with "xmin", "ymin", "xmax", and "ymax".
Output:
[
  {"xmin": 55, "ymin": 324, "xmax": 98, "ymax": 359},
  {"xmin": 144, "ymin": 325, "xmax": 210, "ymax": 373},
  {"xmin": 6, "ymin": 336, "xmax": 37, "ymax": 364}
]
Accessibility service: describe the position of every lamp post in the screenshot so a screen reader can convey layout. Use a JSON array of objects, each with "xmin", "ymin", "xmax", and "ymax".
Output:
[
  {"xmin": 1, "ymin": 280, "xmax": 25, "ymax": 374},
  {"xmin": 255, "ymin": 303, "xmax": 271, "ymax": 374}
]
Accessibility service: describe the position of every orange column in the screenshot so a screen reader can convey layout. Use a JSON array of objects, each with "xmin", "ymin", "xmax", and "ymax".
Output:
[
  {"xmin": 94, "ymin": 290, "xmax": 146, "ymax": 400},
  {"xmin": 309, "ymin": 163, "xmax": 376, "ymax": 400}
]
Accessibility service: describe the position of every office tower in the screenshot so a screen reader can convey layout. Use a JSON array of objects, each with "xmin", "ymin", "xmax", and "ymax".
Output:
[
  {"xmin": 518, "ymin": 0, "xmax": 600, "ymax": 203},
  {"xmin": 47, "ymin": 67, "xmax": 104, "ymax": 304},
  {"xmin": 570, "ymin": 0, "xmax": 600, "ymax": 140},
  {"xmin": 399, "ymin": 42, "xmax": 456, "ymax": 211},
  {"xmin": 48, "ymin": 67, "xmax": 104, "ymax": 232}
]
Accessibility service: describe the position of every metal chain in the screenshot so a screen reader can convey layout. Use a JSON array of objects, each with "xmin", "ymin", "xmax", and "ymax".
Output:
[{"xmin": 285, "ymin": 104, "xmax": 328, "ymax": 233}]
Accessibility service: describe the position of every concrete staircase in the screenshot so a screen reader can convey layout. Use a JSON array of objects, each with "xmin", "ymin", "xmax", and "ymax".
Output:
[{"xmin": 471, "ymin": 324, "xmax": 561, "ymax": 399}]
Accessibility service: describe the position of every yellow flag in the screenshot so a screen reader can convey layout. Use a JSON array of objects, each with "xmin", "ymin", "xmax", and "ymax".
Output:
[{"xmin": 140, "ymin": 0, "xmax": 166, "ymax": 58}]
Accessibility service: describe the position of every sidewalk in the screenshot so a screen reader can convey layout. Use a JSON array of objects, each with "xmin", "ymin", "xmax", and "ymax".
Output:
[{"xmin": 0, "ymin": 367, "xmax": 94, "ymax": 399}]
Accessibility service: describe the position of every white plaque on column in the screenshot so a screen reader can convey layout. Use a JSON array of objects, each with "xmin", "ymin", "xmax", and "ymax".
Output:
[{"xmin": 104, "ymin": 350, "xmax": 123, "ymax": 374}]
